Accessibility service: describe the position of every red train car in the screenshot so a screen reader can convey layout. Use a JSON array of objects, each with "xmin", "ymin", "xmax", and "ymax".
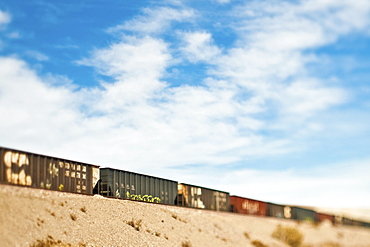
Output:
[
  {"xmin": 317, "ymin": 212, "xmax": 336, "ymax": 225},
  {"xmin": 230, "ymin": 196, "xmax": 267, "ymax": 216}
]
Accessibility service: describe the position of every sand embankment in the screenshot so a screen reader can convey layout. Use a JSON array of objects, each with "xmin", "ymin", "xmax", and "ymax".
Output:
[{"xmin": 1, "ymin": 184, "xmax": 370, "ymax": 247}]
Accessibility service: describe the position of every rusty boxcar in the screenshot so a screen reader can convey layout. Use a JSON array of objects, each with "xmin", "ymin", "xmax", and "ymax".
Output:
[
  {"xmin": 97, "ymin": 168, "xmax": 178, "ymax": 205},
  {"xmin": 317, "ymin": 212, "xmax": 336, "ymax": 225},
  {"xmin": 177, "ymin": 183, "xmax": 230, "ymax": 211},
  {"xmin": 0, "ymin": 147, "xmax": 99, "ymax": 194},
  {"xmin": 230, "ymin": 196, "xmax": 267, "ymax": 216}
]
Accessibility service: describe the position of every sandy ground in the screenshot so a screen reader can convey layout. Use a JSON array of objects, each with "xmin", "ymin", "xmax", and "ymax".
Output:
[{"xmin": 1, "ymin": 184, "xmax": 370, "ymax": 247}]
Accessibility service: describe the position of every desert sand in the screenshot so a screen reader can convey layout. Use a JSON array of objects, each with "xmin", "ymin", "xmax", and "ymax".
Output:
[{"xmin": 1, "ymin": 184, "xmax": 370, "ymax": 247}]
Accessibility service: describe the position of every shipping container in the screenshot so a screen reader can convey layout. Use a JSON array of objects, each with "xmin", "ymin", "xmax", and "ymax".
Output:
[
  {"xmin": 230, "ymin": 196, "xmax": 267, "ymax": 216},
  {"xmin": 266, "ymin": 203, "xmax": 291, "ymax": 218},
  {"xmin": 291, "ymin": 207, "xmax": 317, "ymax": 222},
  {"xmin": 97, "ymin": 168, "xmax": 178, "ymax": 205},
  {"xmin": 0, "ymin": 147, "xmax": 99, "ymax": 194},
  {"xmin": 177, "ymin": 183, "xmax": 230, "ymax": 211},
  {"xmin": 317, "ymin": 213, "xmax": 335, "ymax": 225}
]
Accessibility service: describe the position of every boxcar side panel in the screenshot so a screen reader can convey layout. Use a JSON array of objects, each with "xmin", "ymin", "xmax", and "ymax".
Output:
[
  {"xmin": 317, "ymin": 213, "xmax": 335, "ymax": 225},
  {"xmin": 0, "ymin": 147, "xmax": 98, "ymax": 194},
  {"xmin": 267, "ymin": 203, "xmax": 292, "ymax": 219},
  {"xmin": 230, "ymin": 196, "xmax": 267, "ymax": 216},
  {"xmin": 291, "ymin": 207, "xmax": 317, "ymax": 222},
  {"xmin": 98, "ymin": 168, "xmax": 177, "ymax": 205},
  {"xmin": 177, "ymin": 183, "xmax": 230, "ymax": 212}
]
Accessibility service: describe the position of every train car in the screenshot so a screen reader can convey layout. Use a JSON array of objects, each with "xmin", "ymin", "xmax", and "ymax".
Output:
[
  {"xmin": 362, "ymin": 221, "xmax": 370, "ymax": 228},
  {"xmin": 317, "ymin": 212, "xmax": 336, "ymax": 225},
  {"xmin": 0, "ymin": 146, "xmax": 99, "ymax": 194},
  {"xmin": 342, "ymin": 217, "xmax": 364, "ymax": 227},
  {"xmin": 342, "ymin": 217, "xmax": 352, "ymax": 226},
  {"xmin": 352, "ymin": 219, "xmax": 365, "ymax": 227},
  {"xmin": 230, "ymin": 196, "xmax": 267, "ymax": 216},
  {"xmin": 290, "ymin": 206, "xmax": 317, "ymax": 222},
  {"xmin": 96, "ymin": 167, "xmax": 178, "ymax": 205},
  {"xmin": 266, "ymin": 203, "xmax": 289, "ymax": 218},
  {"xmin": 266, "ymin": 203, "xmax": 317, "ymax": 222},
  {"xmin": 177, "ymin": 183, "xmax": 230, "ymax": 211}
]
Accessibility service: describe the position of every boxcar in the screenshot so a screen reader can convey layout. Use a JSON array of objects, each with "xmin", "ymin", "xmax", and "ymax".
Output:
[
  {"xmin": 342, "ymin": 217, "xmax": 364, "ymax": 227},
  {"xmin": 343, "ymin": 217, "xmax": 357, "ymax": 226},
  {"xmin": 266, "ymin": 203, "xmax": 289, "ymax": 218},
  {"xmin": 317, "ymin": 212, "xmax": 335, "ymax": 225},
  {"xmin": 352, "ymin": 219, "xmax": 365, "ymax": 227},
  {"xmin": 290, "ymin": 207, "xmax": 317, "ymax": 222},
  {"xmin": 230, "ymin": 196, "xmax": 267, "ymax": 216},
  {"xmin": 362, "ymin": 221, "xmax": 370, "ymax": 228},
  {"xmin": 267, "ymin": 203, "xmax": 318, "ymax": 222},
  {"xmin": 177, "ymin": 183, "xmax": 230, "ymax": 211},
  {"xmin": 97, "ymin": 168, "xmax": 178, "ymax": 205},
  {"xmin": 0, "ymin": 147, "xmax": 99, "ymax": 194}
]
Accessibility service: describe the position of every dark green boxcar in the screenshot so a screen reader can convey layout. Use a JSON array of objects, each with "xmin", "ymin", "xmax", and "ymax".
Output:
[
  {"xmin": 266, "ymin": 203, "xmax": 289, "ymax": 218},
  {"xmin": 291, "ymin": 207, "xmax": 317, "ymax": 222},
  {"xmin": 343, "ymin": 217, "xmax": 364, "ymax": 227},
  {"xmin": 97, "ymin": 168, "xmax": 178, "ymax": 205}
]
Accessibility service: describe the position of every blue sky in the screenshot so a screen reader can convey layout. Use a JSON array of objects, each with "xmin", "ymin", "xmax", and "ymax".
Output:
[{"xmin": 1, "ymin": 0, "xmax": 370, "ymax": 209}]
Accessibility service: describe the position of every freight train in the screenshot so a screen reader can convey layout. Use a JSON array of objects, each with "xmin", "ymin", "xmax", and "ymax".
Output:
[{"xmin": 1, "ymin": 146, "xmax": 369, "ymax": 228}]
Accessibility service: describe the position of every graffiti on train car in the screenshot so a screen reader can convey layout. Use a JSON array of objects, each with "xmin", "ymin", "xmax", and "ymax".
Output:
[
  {"xmin": 4, "ymin": 151, "xmax": 32, "ymax": 186},
  {"xmin": 284, "ymin": 206, "xmax": 292, "ymax": 218},
  {"xmin": 190, "ymin": 187, "xmax": 205, "ymax": 209},
  {"xmin": 242, "ymin": 200, "xmax": 260, "ymax": 214},
  {"xmin": 40, "ymin": 162, "xmax": 60, "ymax": 189},
  {"xmin": 2, "ymin": 151, "xmax": 91, "ymax": 193},
  {"xmin": 126, "ymin": 191, "xmax": 161, "ymax": 203},
  {"xmin": 213, "ymin": 191, "xmax": 228, "ymax": 211}
]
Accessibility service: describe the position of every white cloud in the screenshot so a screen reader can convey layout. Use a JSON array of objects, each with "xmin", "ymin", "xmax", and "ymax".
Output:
[
  {"xmin": 6, "ymin": 31, "xmax": 20, "ymax": 39},
  {"xmin": 0, "ymin": 10, "xmax": 11, "ymax": 26},
  {"xmin": 107, "ymin": 7, "xmax": 195, "ymax": 34},
  {"xmin": 25, "ymin": 50, "xmax": 49, "ymax": 61},
  {"xmin": 0, "ymin": 10, "xmax": 11, "ymax": 48},
  {"xmin": 179, "ymin": 31, "xmax": 221, "ymax": 63},
  {"xmin": 211, "ymin": 0, "xmax": 231, "ymax": 4},
  {"xmin": 78, "ymin": 36, "xmax": 172, "ymax": 112},
  {"xmin": 235, "ymin": 0, "xmax": 370, "ymax": 52},
  {"xmin": 274, "ymin": 79, "xmax": 347, "ymax": 124},
  {"xmin": 80, "ymin": 36, "xmax": 171, "ymax": 80},
  {"xmin": 0, "ymin": 57, "xmax": 82, "ymax": 151}
]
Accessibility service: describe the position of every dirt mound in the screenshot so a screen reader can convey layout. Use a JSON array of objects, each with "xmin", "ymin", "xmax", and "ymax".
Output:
[{"xmin": 1, "ymin": 185, "xmax": 370, "ymax": 247}]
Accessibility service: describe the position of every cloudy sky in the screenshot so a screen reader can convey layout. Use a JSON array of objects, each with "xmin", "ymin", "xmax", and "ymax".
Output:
[{"xmin": 0, "ymin": 0, "xmax": 369, "ymax": 208}]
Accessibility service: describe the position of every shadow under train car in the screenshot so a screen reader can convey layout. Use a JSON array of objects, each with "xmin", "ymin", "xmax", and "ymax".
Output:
[
  {"xmin": 177, "ymin": 183, "xmax": 230, "ymax": 212},
  {"xmin": 0, "ymin": 146, "xmax": 100, "ymax": 194}
]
